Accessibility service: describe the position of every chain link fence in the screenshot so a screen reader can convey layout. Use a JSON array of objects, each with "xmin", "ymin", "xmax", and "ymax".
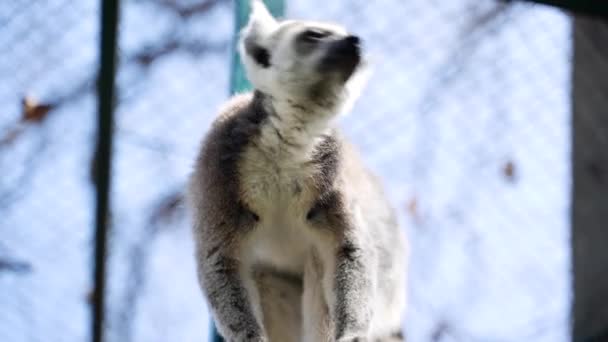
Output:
[{"xmin": 1, "ymin": 0, "xmax": 575, "ymax": 341}]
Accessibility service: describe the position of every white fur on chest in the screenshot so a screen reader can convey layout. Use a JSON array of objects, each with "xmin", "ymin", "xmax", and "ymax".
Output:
[
  {"xmin": 241, "ymin": 217, "xmax": 312, "ymax": 275},
  {"xmin": 238, "ymin": 126, "xmax": 320, "ymax": 274}
]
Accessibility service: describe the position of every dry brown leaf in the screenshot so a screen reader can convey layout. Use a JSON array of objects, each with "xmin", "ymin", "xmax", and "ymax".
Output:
[
  {"xmin": 503, "ymin": 160, "xmax": 516, "ymax": 182},
  {"xmin": 21, "ymin": 95, "xmax": 54, "ymax": 123},
  {"xmin": 405, "ymin": 196, "xmax": 422, "ymax": 224},
  {"xmin": 407, "ymin": 197, "xmax": 418, "ymax": 216}
]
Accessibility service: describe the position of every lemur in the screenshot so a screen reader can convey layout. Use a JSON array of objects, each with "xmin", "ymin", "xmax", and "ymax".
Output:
[{"xmin": 188, "ymin": 1, "xmax": 407, "ymax": 341}]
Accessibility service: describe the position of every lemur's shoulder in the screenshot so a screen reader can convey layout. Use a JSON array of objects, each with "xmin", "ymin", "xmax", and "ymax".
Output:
[
  {"xmin": 190, "ymin": 92, "xmax": 267, "ymax": 218},
  {"xmin": 197, "ymin": 92, "xmax": 265, "ymax": 166},
  {"xmin": 210, "ymin": 92, "xmax": 256, "ymax": 127}
]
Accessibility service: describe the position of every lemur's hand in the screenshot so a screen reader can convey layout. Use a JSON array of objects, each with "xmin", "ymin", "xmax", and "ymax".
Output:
[
  {"xmin": 333, "ymin": 240, "xmax": 374, "ymax": 342},
  {"xmin": 202, "ymin": 253, "xmax": 265, "ymax": 342}
]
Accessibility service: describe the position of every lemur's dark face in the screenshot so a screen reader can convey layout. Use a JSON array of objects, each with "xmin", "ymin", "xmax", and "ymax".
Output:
[{"xmin": 294, "ymin": 27, "xmax": 362, "ymax": 82}]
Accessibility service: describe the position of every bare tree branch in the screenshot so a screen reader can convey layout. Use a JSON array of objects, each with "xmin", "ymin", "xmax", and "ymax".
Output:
[
  {"xmin": 0, "ymin": 130, "xmax": 49, "ymax": 210},
  {"xmin": 148, "ymin": 0, "xmax": 226, "ymax": 18},
  {"xmin": 129, "ymin": 38, "xmax": 228, "ymax": 67},
  {"xmin": 114, "ymin": 189, "xmax": 186, "ymax": 341},
  {"xmin": 0, "ymin": 258, "xmax": 32, "ymax": 275}
]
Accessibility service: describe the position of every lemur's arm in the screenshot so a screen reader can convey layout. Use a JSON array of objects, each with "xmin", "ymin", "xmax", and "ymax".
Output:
[
  {"xmin": 199, "ymin": 240, "xmax": 265, "ymax": 342},
  {"xmin": 311, "ymin": 189, "xmax": 375, "ymax": 341},
  {"xmin": 332, "ymin": 237, "xmax": 375, "ymax": 342}
]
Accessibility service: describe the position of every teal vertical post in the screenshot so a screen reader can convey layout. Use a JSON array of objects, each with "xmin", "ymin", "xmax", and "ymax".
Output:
[
  {"xmin": 211, "ymin": 1, "xmax": 285, "ymax": 341},
  {"xmin": 229, "ymin": 0, "xmax": 285, "ymax": 94}
]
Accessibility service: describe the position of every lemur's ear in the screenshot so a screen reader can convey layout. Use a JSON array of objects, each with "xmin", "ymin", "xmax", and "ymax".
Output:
[
  {"xmin": 249, "ymin": 0, "xmax": 277, "ymax": 32},
  {"xmin": 240, "ymin": 0, "xmax": 277, "ymax": 68}
]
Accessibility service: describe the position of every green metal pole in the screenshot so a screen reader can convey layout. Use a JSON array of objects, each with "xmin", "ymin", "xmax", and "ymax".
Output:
[
  {"xmin": 211, "ymin": 1, "xmax": 284, "ymax": 341},
  {"xmin": 229, "ymin": 0, "xmax": 285, "ymax": 94},
  {"xmin": 93, "ymin": 0, "xmax": 119, "ymax": 341}
]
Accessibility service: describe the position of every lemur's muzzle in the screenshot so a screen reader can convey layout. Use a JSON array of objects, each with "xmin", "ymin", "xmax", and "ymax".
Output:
[
  {"xmin": 333, "ymin": 35, "xmax": 361, "ymax": 57},
  {"xmin": 319, "ymin": 35, "xmax": 362, "ymax": 81}
]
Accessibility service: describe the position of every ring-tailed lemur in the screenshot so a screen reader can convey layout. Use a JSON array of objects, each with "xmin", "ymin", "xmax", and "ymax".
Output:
[{"xmin": 188, "ymin": 1, "xmax": 407, "ymax": 341}]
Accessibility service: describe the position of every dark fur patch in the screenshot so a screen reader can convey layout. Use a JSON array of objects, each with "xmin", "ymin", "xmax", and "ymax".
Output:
[
  {"xmin": 306, "ymin": 134, "xmax": 344, "ymax": 229},
  {"xmin": 206, "ymin": 245, "xmax": 221, "ymax": 259},
  {"xmin": 287, "ymin": 99, "xmax": 307, "ymax": 112},
  {"xmin": 244, "ymin": 36, "xmax": 271, "ymax": 68},
  {"xmin": 274, "ymin": 127, "xmax": 301, "ymax": 148},
  {"xmin": 337, "ymin": 242, "xmax": 362, "ymax": 263},
  {"xmin": 311, "ymin": 134, "xmax": 340, "ymax": 193},
  {"xmin": 238, "ymin": 203, "xmax": 260, "ymax": 225},
  {"xmin": 306, "ymin": 190, "xmax": 348, "ymax": 231},
  {"xmin": 391, "ymin": 330, "xmax": 405, "ymax": 340},
  {"xmin": 292, "ymin": 181, "xmax": 302, "ymax": 195},
  {"xmin": 251, "ymin": 46, "xmax": 270, "ymax": 67}
]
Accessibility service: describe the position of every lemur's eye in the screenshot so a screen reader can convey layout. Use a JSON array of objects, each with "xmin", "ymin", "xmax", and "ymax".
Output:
[{"xmin": 301, "ymin": 29, "xmax": 329, "ymax": 43}]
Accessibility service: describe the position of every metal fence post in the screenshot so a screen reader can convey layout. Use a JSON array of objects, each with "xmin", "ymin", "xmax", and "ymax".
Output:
[
  {"xmin": 93, "ymin": 0, "xmax": 120, "ymax": 341},
  {"xmin": 571, "ymin": 15, "xmax": 608, "ymax": 342}
]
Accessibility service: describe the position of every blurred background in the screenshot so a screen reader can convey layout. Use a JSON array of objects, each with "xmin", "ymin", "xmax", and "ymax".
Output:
[{"xmin": 1, "ymin": 0, "xmax": 602, "ymax": 341}]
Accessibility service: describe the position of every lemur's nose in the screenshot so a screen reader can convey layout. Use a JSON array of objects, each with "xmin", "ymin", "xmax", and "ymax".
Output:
[{"xmin": 345, "ymin": 35, "xmax": 361, "ymax": 46}]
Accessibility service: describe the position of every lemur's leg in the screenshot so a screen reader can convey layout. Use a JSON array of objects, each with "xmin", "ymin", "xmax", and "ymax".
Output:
[
  {"xmin": 302, "ymin": 250, "xmax": 332, "ymax": 342},
  {"xmin": 323, "ymin": 236, "xmax": 375, "ymax": 342},
  {"xmin": 253, "ymin": 267, "xmax": 302, "ymax": 342}
]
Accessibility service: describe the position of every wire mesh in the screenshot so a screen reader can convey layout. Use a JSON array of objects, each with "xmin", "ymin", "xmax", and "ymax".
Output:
[{"xmin": 0, "ymin": 0, "xmax": 574, "ymax": 341}]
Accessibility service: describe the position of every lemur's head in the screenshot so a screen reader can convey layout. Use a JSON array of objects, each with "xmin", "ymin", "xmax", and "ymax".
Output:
[{"xmin": 239, "ymin": 0, "xmax": 367, "ymax": 113}]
